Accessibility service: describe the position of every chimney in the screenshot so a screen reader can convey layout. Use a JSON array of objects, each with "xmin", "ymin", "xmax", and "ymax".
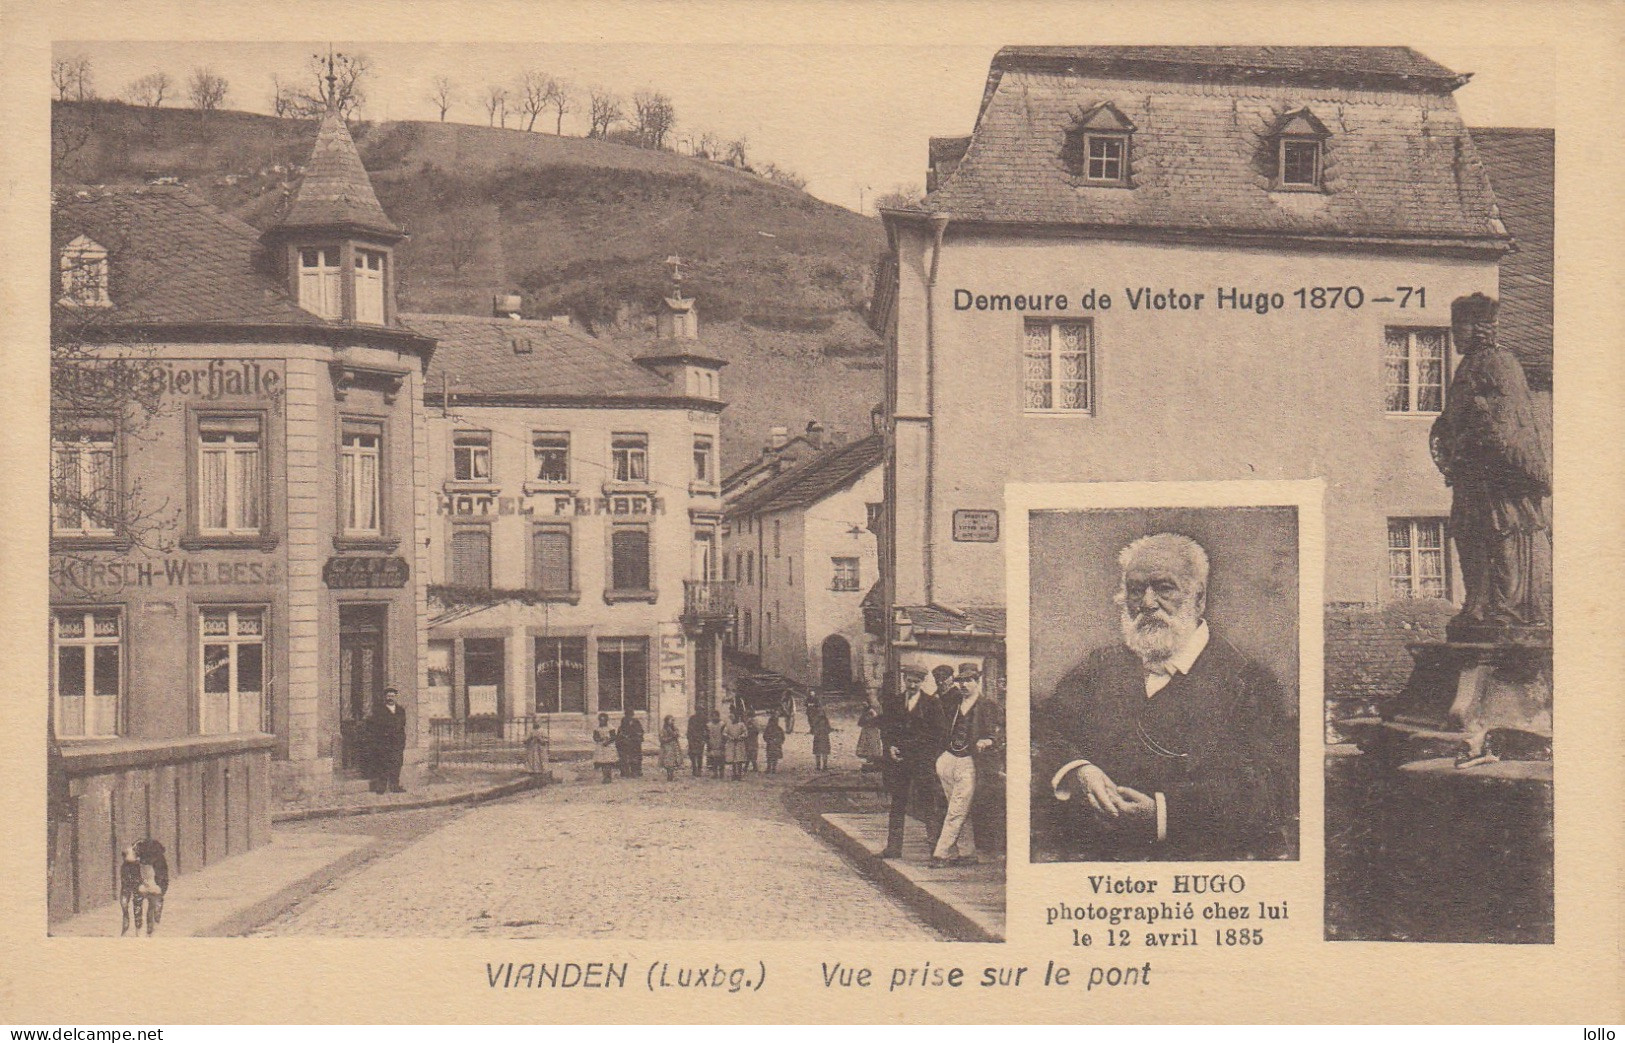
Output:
[
  {"xmin": 805, "ymin": 420, "xmax": 825, "ymax": 449},
  {"xmin": 493, "ymin": 293, "xmax": 523, "ymax": 320},
  {"xmin": 768, "ymin": 425, "xmax": 790, "ymax": 451}
]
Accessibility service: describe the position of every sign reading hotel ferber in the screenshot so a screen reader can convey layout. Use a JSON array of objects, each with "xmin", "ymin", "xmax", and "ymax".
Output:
[{"xmin": 16, "ymin": 13, "xmax": 1618, "ymax": 1030}]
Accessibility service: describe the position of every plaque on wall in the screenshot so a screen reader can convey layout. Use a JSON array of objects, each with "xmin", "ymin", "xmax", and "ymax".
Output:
[
  {"xmin": 951, "ymin": 509, "xmax": 1000, "ymax": 542},
  {"xmin": 323, "ymin": 556, "xmax": 410, "ymax": 589}
]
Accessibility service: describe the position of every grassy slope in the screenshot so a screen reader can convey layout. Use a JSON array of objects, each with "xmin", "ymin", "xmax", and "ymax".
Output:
[{"xmin": 53, "ymin": 101, "xmax": 886, "ymax": 466}]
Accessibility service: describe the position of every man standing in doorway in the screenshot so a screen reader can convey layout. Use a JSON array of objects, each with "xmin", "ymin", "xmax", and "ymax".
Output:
[{"xmin": 369, "ymin": 686, "xmax": 408, "ymax": 794}]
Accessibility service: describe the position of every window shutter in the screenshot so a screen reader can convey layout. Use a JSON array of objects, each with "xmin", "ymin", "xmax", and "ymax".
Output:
[
  {"xmin": 611, "ymin": 528, "xmax": 650, "ymax": 591},
  {"xmin": 533, "ymin": 527, "xmax": 572, "ymax": 593},
  {"xmin": 452, "ymin": 529, "xmax": 492, "ymax": 587}
]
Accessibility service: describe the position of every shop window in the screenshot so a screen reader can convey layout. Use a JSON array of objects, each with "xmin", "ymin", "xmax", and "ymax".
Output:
[
  {"xmin": 450, "ymin": 526, "xmax": 492, "ymax": 588},
  {"xmin": 534, "ymin": 637, "xmax": 587, "ymax": 714},
  {"xmin": 532, "ymin": 525, "xmax": 574, "ymax": 595},
  {"xmin": 59, "ymin": 235, "xmax": 111, "ymax": 307},
  {"xmin": 533, "ymin": 432, "xmax": 570, "ymax": 484},
  {"xmin": 1385, "ymin": 328, "xmax": 1448, "ymax": 414},
  {"xmin": 297, "ymin": 246, "xmax": 342, "ymax": 320},
  {"xmin": 51, "ymin": 420, "xmax": 117, "ymax": 536},
  {"xmin": 200, "ymin": 607, "xmax": 266, "ymax": 734},
  {"xmin": 340, "ymin": 421, "xmax": 383, "ymax": 536},
  {"xmin": 453, "ymin": 431, "xmax": 493, "ymax": 482},
  {"xmin": 427, "ymin": 639, "xmax": 455, "ymax": 720},
  {"xmin": 463, "ymin": 637, "xmax": 505, "ymax": 717},
  {"xmin": 1024, "ymin": 318, "xmax": 1094, "ymax": 413},
  {"xmin": 354, "ymin": 248, "xmax": 386, "ymax": 325},
  {"xmin": 610, "ymin": 525, "xmax": 652, "ymax": 593},
  {"xmin": 832, "ymin": 557, "xmax": 861, "ymax": 591},
  {"xmin": 612, "ymin": 432, "xmax": 649, "ymax": 483},
  {"xmin": 52, "ymin": 609, "xmax": 121, "ymax": 738},
  {"xmin": 598, "ymin": 637, "xmax": 649, "ymax": 713},
  {"xmin": 1388, "ymin": 518, "xmax": 1449, "ymax": 601},
  {"xmin": 198, "ymin": 415, "xmax": 263, "ymax": 535}
]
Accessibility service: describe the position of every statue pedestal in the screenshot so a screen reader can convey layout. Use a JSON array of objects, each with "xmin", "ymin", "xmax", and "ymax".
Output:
[{"xmin": 1354, "ymin": 638, "xmax": 1551, "ymax": 768}]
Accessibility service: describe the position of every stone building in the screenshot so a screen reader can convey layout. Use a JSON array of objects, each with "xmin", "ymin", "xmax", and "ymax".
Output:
[
  {"xmin": 872, "ymin": 46, "xmax": 1513, "ymax": 693},
  {"xmin": 410, "ymin": 291, "xmax": 729, "ymax": 737},
  {"xmin": 47, "ymin": 108, "xmax": 434, "ymax": 921},
  {"xmin": 724, "ymin": 434, "xmax": 885, "ymax": 694}
]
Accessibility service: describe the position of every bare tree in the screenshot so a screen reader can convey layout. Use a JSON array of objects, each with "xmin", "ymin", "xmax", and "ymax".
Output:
[
  {"xmin": 517, "ymin": 69, "xmax": 550, "ymax": 131},
  {"xmin": 586, "ymin": 86, "xmax": 623, "ymax": 139},
  {"xmin": 440, "ymin": 214, "xmax": 483, "ymax": 277},
  {"xmin": 693, "ymin": 130, "xmax": 721, "ymax": 160},
  {"xmin": 53, "ymin": 55, "xmax": 95, "ymax": 101},
  {"xmin": 874, "ymin": 182, "xmax": 925, "ymax": 210},
  {"xmin": 726, "ymin": 136, "xmax": 749, "ymax": 168},
  {"xmin": 187, "ymin": 67, "xmax": 229, "ymax": 112},
  {"xmin": 631, "ymin": 89, "xmax": 676, "ymax": 150},
  {"xmin": 545, "ymin": 77, "xmax": 573, "ymax": 135},
  {"xmin": 483, "ymin": 84, "xmax": 508, "ymax": 128},
  {"xmin": 760, "ymin": 162, "xmax": 807, "ymax": 191},
  {"xmin": 51, "ymin": 197, "xmax": 178, "ymax": 584},
  {"xmin": 123, "ymin": 71, "xmax": 172, "ymax": 109},
  {"xmin": 269, "ymin": 74, "xmax": 299, "ymax": 118},
  {"xmin": 429, "ymin": 75, "xmax": 456, "ymax": 121},
  {"xmin": 287, "ymin": 51, "xmax": 370, "ymax": 119}
]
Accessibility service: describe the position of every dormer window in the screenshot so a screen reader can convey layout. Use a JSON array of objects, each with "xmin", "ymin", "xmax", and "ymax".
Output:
[
  {"xmin": 298, "ymin": 247, "xmax": 342, "ymax": 319},
  {"xmin": 1270, "ymin": 109, "xmax": 1331, "ymax": 191},
  {"xmin": 59, "ymin": 235, "xmax": 110, "ymax": 308},
  {"xmin": 1066, "ymin": 102, "xmax": 1135, "ymax": 187}
]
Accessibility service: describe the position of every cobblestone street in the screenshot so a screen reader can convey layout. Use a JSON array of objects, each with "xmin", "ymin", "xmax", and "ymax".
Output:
[{"xmin": 253, "ymin": 708, "xmax": 947, "ymax": 940}]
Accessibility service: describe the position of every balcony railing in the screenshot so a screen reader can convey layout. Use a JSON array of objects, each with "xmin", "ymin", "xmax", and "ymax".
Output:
[{"xmin": 683, "ymin": 580, "xmax": 735, "ymax": 622}]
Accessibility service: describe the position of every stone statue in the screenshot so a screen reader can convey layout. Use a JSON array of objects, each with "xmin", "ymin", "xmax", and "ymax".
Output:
[{"xmin": 1430, "ymin": 293, "xmax": 1552, "ymax": 637}]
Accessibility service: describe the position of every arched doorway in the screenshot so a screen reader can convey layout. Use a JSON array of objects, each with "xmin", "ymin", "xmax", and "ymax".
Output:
[{"xmin": 820, "ymin": 634, "xmax": 853, "ymax": 693}]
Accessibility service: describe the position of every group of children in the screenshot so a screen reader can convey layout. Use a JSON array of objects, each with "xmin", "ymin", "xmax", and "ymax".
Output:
[{"xmin": 681, "ymin": 708, "xmax": 786, "ymax": 780}]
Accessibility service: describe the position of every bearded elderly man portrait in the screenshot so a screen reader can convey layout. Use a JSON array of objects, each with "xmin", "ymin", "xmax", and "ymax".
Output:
[{"xmin": 1031, "ymin": 532, "xmax": 1298, "ymax": 861}]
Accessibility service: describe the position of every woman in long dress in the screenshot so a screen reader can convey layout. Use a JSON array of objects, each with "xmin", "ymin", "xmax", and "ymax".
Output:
[
  {"xmin": 658, "ymin": 715, "xmax": 684, "ymax": 781},
  {"xmin": 811, "ymin": 709, "xmax": 835, "ymax": 771},
  {"xmin": 855, "ymin": 693, "xmax": 884, "ymax": 765},
  {"xmin": 591, "ymin": 713, "xmax": 619, "ymax": 784},
  {"xmin": 706, "ymin": 710, "xmax": 726, "ymax": 779},
  {"xmin": 524, "ymin": 720, "xmax": 549, "ymax": 780}
]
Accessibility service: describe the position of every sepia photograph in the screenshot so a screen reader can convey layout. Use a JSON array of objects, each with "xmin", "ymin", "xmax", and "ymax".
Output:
[
  {"xmin": 1028, "ymin": 509, "xmax": 1300, "ymax": 864},
  {"xmin": 4, "ymin": 1, "xmax": 1619, "ymax": 1026}
]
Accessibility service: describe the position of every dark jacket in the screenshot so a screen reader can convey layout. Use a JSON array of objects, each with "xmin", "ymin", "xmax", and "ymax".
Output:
[
  {"xmin": 1031, "ymin": 635, "xmax": 1297, "ymax": 861},
  {"xmin": 939, "ymin": 686, "xmax": 1004, "ymax": 768},
  {"xmin": 901, "ymin": 688, "xmax": 947, "ymax": 769},
  {"xmin": 617, "ymin": 716, "xmax": 645, "ymax": 754},
  {"xmin": 369, "ymin": 703, "xmax": 407, "ymax": 767},
  {"xmin": 686, "ymin": 713, "xmax": 709, "ymax": 749}
]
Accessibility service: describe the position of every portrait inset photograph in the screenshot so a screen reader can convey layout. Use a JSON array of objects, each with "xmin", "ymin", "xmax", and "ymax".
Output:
[{"xmin": 1029, "ymin": 508, "xmax": 1300, "ymax": 863}]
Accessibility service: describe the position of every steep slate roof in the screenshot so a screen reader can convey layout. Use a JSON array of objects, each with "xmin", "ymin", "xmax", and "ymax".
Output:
[
  {"xmin": 903, "ymin": 603, "xmax": 1008, "ymax": 638},
  {"xmin": 922, "ymin": 46, "xmax": 1504, "ymax": 246},
  {"xmin": 52, "ymin": 184, "xmax": 335, "ymax": 328},
  {"xmin": 407, "ymin": 313, "xmax": 694, "ymax": 403},
  {"xmin": 1470, "ymin": 127, "xmax": 1553, "ymax": 387},
  {"xmin": 728, "ymin": 434, "xmax": 884, "ymax": 517},
  {"xmin": 271, "ymin": 108, "xmax": 401, "ymax": 237}
]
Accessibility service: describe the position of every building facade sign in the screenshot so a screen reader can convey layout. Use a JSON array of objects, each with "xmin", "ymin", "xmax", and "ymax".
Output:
[
  {"xmin": 322, "ymin": 556, "xmax": 411, "ymax": 589},
  {"xmin": 951, "ymin": 509, "xmax": 1000, "ymax": 543}
]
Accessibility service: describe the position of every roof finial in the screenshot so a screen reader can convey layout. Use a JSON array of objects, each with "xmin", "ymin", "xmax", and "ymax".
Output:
[
  {"xmin": 324, "ymin": 46, "xmax": 339, "ymax": 111},
  {"xmin": 665, "ymin": 254, "xmax": 685, "ymax": 298}
]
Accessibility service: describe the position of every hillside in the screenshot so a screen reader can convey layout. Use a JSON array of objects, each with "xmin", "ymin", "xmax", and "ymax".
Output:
[{"xmin": 52, "ymin": 101, "xmax": 887, "ymax": 465}]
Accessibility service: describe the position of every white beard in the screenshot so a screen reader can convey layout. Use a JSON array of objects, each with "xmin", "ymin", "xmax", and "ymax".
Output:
[{"xmin": 1120, "ymin": 603, "xmax": 1199, "ymax": 668}]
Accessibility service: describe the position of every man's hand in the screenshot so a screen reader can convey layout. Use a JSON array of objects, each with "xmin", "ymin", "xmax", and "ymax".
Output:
[
  {"xmin": 1113, "ymin": 786, "xmax": 1157, "ymax": 830},
  {"xmin": 976, "ymin": 737, "xmax": 994, "ymax": 751},
  {"xmin": 1073, "ymin": 763, "xmax": 1127, "ymax": 817}
]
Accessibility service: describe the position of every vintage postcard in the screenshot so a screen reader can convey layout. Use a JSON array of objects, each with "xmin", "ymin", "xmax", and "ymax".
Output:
[{"xmin": 1, "ymin": 0, "xmax": 1620, "ymax": 1025}]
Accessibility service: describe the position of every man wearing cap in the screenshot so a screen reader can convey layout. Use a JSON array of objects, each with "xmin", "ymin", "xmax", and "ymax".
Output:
[
  {"xmin": 1032, "ymin": 533, "xmax": 1296, "ymax": 861},
  {"xmin": 369, "ymin": 686, "xmax": 409, "ymax": 794},
  {"xmin": 876, "ymin": 665, "xmax": 944, "ymax": 858},
  {"xmin": 932, "ymin": 660, "xmax": 1003, "ymax": 866}
]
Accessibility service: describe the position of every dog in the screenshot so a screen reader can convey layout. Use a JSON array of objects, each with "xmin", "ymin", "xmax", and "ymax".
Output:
[{"xmin": 118, "ymin": 839, "xmax": 168, "ymax": 936}]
